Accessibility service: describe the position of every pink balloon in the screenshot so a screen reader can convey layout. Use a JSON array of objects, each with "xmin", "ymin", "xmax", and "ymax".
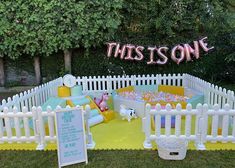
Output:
[
  {"xmin": 171, "ymin": 45, "xmax": 185, "ymax": 65},
  {"xmin": 157, "ymin": 47, "xmax": 169, "ymax": 65},
  {"xmin": 125, "ymin": 44, "xmax": 135, "ymax": 60},
  {"xmin": 147, "ymin": 47, "xmax": 157, "ymax": 64},
  {"xmin": 199, "ymin": 37, "xmax": 214, "ymax": 52},
  {"xmin": 114, "ymin": 43, "xmax": 126, "ymax": 59},
  {"xmin": 134, "ymin": 46, "xmax": 145, "ymax": 61},
  {"xmin": 107, "ymin": 42, "xmax": 117, "ymax": 57},
  {"xmin": 184, "ymin": 41, "xmax": 199, "ymax": 61}
]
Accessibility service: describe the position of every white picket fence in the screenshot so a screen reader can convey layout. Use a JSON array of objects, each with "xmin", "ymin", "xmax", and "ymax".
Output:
[
  {"xmin": 184, "ymin": 74, "xmax": 235, "ymax": 109},
  {"xmin": 0, "ymin": 77, "xmax": 63, "ymax": 113},
  {"xmin": 77, "ymin": 74, "xmax": 184, "ymax": 95},
  {"xmin": 0, "ymin": 105, "xmax": 95, "ymax": 150},
  {"xmin": 0, "ymin": 73, "xmax": 234, "ymax": 150},
  {"xmin": 143, "ymin": 103, "xmax": 235, "ymax": 150}
]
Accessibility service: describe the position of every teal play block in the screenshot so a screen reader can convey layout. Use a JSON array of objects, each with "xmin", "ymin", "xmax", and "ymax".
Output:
[
  {"xmin": 41, "ymin": 97, "xmax": 66, "ymax": 111},
  {"xmin": 72, "ymin": 98, "xmax": 90, "ymax": 106},
  {"xmin": 71, "ymin": 85, "xmax": 83, "ymax": 96},
  {"xmin": 134, "ymin": 85, "xmax": 158, "ymax": 92},
  {"xmin": 187, "ymin": 94, "xmax": 204, "ymax": 109},
  {"xmin": 29, "ymin": 97, "xmax": 66, "ymax": 129},
  {"xmin": 89, "ymin": 109, "xmax": 99, "ymax": 118}
]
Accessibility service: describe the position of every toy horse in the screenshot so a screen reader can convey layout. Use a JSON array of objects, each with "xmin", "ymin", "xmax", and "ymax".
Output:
[{"xmin": 94, "ymin": 93, "xmax": 109, "ymax": 112}]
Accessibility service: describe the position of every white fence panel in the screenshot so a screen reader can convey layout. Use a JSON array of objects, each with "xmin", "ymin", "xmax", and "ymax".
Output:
[{"xmin": 144, "ymin": 103, "xmax": 235, "ymax": 150}]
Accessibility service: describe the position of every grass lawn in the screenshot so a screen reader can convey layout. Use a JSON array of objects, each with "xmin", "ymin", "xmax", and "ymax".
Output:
[{"xmin": 0, "ymin": 150, "xmax": 235, "ymax": 168}]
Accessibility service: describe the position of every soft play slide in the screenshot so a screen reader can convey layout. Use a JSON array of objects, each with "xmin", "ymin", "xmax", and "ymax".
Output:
[{"xmin": 67, "ymin": 96, "xmax": 104, "ymax": 127}]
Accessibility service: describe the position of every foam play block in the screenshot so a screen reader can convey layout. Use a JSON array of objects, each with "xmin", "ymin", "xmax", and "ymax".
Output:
[
  {"xmin": 158, "ymin": 85, "xmax": 184, "ymax": 96},
  {"xmin": 29, "ymin": 97, "xmax": 66, "ymax": 131},
  {"xmin": 134, "ymin": 85, "xmax": 158, "ymax": 92},
  {"xmin": 187, "ymin": 94, "xmax": 204, "ymax": 109},
  {"xmin": 71, "ymin": 85, "xmax": 83, "ymax": 96},
  {"xmin": 89, "ymin": 109, "xmax": 100, "ymax": 118},
  {"xmin": 41, "ymin": 97, "xmax": 66, "ymax": 111},
  {"xmin": 58, "ymin": 86, "xmax": 71, "ymax": 97},
  {"xmin": 102, "ymin": 110, "xmax": 115, "ymax": 122},
  {"xmin": 72, "ymin": 98, "xmax": 90, "ymax": 106},
  {"xmin": 116, "ymin": 86, "xmax": 134, "ymax": 94},
  {"xmin": 89, "ymin": 103, "xmax": 97, "ymax": 109},
  {"xmin": 66, "ymin": 100, "xmax": 74, "ymax": 107},
  {"xmin": 88, "ymin": 114, "xmax": 104, "ymax": 127}
]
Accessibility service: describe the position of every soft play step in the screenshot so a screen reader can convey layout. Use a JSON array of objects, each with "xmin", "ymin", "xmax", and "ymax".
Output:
[
  {"xmin": 88, "ymin": 114, "xmax": 104, "ymax": 127},
  {"xmin": 71, "ymin": 97, "xmax": 90, "ymax": 106},
  {"xmin": 89, "ymin": 109, "xmax": 100, "ymax": 118}
]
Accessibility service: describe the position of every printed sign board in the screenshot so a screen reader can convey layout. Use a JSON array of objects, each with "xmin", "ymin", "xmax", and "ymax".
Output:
[{"xmin": 55, "ymin": 107, "xmax": 88, "ymax": 168}]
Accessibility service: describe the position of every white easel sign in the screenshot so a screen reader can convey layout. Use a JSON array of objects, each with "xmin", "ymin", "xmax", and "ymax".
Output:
[{"xmin": 55, "ymin": 107, "xmax": 88, "ymax": 168}]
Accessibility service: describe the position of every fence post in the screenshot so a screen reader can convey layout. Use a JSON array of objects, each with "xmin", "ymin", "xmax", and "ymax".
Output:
[
  {"xmin": 107, "ymin": 76, "xmax": 112, "ymax": 94},
  {"xmin": 195, "ymin": 103, "xmax": 206, "ymax": 150},
  {"xmin": 200, "ymin": 104, "xmax": 209, "ymax": 147},
  {"xmin": 143, "ymin": 104, "xmax": 152, "ymax": 149},
  {"xmin": 3, "ymin": 107, "xmax": 12, "ymax": 143},
  {"xmin": 131, "ymin": 75, "xmax": 135, "ymax": 86},
  {"xmin": 36, "ymin": 106, "xmax": 46, "ymax": 150},
  {"xmin": 222, "ymin": 104, "xmax": 230, "ymax": 143},
  {"xmin": 82, "ymin": 76, "xmax": 88, "ymax": 94},
  {"xmin": 32, "ymin": 106, "xmax": 40, "ymax": 147},
  {"xmin": 182, "ymin": 73, "xmax": 187, "ymax": 88},
  {"xmin": 85, "ymin": 105, "xmax": 95, "ymax": 149}
]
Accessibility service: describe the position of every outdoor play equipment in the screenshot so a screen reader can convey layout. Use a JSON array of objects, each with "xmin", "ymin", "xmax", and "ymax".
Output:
[
  {"xmin": 113, "ymin": 84, "xmax": 204, "ymax": 119},
  {"xmin": 1, "ymin": 74, "xmax": 235, "ymax": 151},
  {"xmin": 64, "ymin": 96, "xmax": 104, "ymax": 127},
  {"xmin": 94, "ymin": 93, "xmax": 109, "ymax": 112}
]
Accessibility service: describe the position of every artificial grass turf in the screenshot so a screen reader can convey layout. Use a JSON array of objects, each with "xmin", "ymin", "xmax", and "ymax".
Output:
[{"xmin": 0, "ymin": 150, "xmax": 235, "ymax": 168}]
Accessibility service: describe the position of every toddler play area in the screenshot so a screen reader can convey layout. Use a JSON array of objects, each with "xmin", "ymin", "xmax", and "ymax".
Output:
[{"xmin": 0, "ymin": 73, "xmax": 235, "ymax": 157}]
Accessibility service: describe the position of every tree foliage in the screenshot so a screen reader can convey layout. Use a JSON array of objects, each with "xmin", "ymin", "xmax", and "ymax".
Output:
[
  {"xmin": 0, "ymin": 0, "xmax": 234, "ymax": 83},
  {"xmin": 0, "ymin": 0, "xmax": 123, "ymax": 59}
]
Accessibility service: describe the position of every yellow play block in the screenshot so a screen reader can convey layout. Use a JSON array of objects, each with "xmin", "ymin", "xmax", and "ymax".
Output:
[
  {"xmin": 58, "ymin": 86, "xmax": 70, "ymax": 97},
  {"xmin": 102, "ymin": 110, "xmax": 115, "ymax": 122},
  {"xmin": 116, "ymin": 86, "xmax": 134, "ymax": 93},
  {"xmin": 66, "ymin": 100, "xmax": 74, "ymax": 107},
  {"xmin": 158, "ymin": 85, "xmax": 184, "ymax": 96}
]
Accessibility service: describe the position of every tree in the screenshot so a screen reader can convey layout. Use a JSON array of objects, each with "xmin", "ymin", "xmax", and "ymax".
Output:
[
  {"xmin": 0, "ymin": 55, "xmax": 4, "ymax": 86},
  {"xmin": 0, "ymin": 0, "xmax": 123, "ymax": 82}
]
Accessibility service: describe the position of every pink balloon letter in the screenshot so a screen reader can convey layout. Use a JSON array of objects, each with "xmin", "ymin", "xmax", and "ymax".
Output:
[
  {"xmin": 157, "ymin": 47, "xmax": 169, "ymax": 65},
  {"xmin": 184, "ymin": 41, "xmax": 199, "ymax": 61},
  {"xmin": 134, "ymin": 46, "xmax": 145, "ymax": 61},
  {"xmin": 147, "ymin": 47, "xmax": 157, "ymax": 64},
  {"xmin": 107, "ymin": 42, "xmax": 117, "ymax": 57},
  {"xmin": 171, "ymin": 45, "xmax": 185, "ymax": 65},
  {"xmin": 114, "ymin": 43, "xmax": 127, "ymax": 59},
  {"xmin": 199, "ymin": 37, "xmax": 214, "ymax": 52},
  {"xmin": 125, "ymin": 44, "xmax": 135, "ymax": 60}
]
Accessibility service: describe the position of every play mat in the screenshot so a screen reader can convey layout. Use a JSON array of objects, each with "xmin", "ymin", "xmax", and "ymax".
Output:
[{"xmin": 1, "ymin": 83, "xmax": 234, "ymax": 151}]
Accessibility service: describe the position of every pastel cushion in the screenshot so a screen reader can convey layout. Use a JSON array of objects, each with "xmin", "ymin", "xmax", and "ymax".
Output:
[
  {"xmin": 29, "ymin": 97, "xmax": 66, "ymax": 129},
  {"xmin": 89, "ymin": 109, "xmax": 100, "ymax": 118},
  {"xmin": 58, "ymin": 86, "xmax": 71, "ymax": 97},
  {"xmin": 71, "ymin": 85, "xmax": 83, "ymax": 96},
  {"xmin": 134, "ymin": 85, "xmax": 158, "ymax": 92},
  {"xmin": 72, "ymin": 98, "xmax": 90, "ymax": 106},
  {"xmin": 41, "ymin": 97, "xmax": 66, "ymax": 111},
  {"xmin": 116, "ymin": 86, "xmax": 134, "ymax": 93},
  {"xmin": 158, "ymin": 85, "xmax": 184, "ymax": 96},
  {"xmin": 187, "ymin": 94, "xmax": 204, "ymax": 108}
]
